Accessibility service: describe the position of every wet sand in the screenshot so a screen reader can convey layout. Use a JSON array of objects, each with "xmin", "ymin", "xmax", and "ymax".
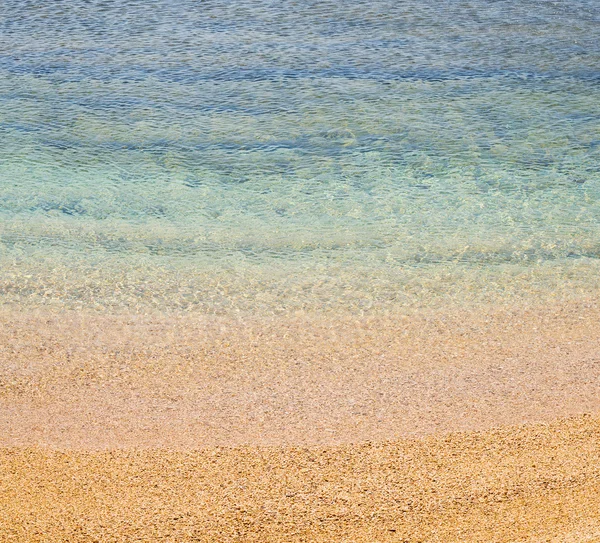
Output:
[
  {"xmin": 1, "ymin": 301, "xmax": 600, "ymax": 540},
  {"xmin": 2, "ymin": 301, "xmax": 600, "ymax": 448}
]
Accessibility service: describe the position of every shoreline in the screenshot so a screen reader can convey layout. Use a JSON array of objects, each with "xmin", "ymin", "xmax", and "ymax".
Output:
[{"xmin": 2, "ymin": 301, "xmax": 600, "ymax": 540}]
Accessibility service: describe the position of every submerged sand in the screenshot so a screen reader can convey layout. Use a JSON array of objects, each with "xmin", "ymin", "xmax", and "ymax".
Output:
[
  {"xmin": 1, "ymin": 301, "xmax": 600, "ymax": 448},
  {"xmin": 1, "ymin": 300, "xmax": 600, "ymax": 541}
]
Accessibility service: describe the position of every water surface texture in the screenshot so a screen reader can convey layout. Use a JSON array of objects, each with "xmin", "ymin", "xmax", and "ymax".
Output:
[{"xmin": 1, "ymin": 0, "xmax": 599, "ymax": 314}]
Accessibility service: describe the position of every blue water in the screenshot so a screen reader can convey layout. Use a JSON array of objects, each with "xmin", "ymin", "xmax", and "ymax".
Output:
[{"xmin": 1, "ymin": 0, "xmax": 599, "ymax": 313}]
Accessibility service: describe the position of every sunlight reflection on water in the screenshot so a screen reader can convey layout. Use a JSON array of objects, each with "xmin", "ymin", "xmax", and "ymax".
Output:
[{"xmin": 1, "ymin": 0, "xmax": 599, "ymax": 313}]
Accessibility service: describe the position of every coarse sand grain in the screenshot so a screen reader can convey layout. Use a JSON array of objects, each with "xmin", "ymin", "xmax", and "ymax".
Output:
[{"xmin": 1, "ymin": 415, "xmax": 600, "ymax": 542}]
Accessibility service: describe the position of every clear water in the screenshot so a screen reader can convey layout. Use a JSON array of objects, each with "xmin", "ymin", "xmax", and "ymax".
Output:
[{"xmin": 1, "ymin": 0, "xmax": 599, "ymax": 314}]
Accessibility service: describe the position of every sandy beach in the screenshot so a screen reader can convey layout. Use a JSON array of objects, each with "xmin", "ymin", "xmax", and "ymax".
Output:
[
  {"xmin": 2, "ymin": 415, "xmax": 600, "ymax": 542},
  {"xmin": 1, "ymin": 300, "xmax": 600, "ymax": 541}
]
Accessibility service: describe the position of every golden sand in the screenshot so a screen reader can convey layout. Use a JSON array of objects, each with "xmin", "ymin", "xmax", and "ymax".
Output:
[
  {"xmin": 2, "ymin": 415, "xmax": 600, "ymax": 542},
  {"xmin": 1, "ymin": 301, "xmax": 600, "ymax": 541}
]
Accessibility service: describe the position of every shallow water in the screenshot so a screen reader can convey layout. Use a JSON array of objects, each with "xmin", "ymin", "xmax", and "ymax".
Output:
[{"xmin": 1, "ymin": 0, "xmax": 599, "ymax": 314}]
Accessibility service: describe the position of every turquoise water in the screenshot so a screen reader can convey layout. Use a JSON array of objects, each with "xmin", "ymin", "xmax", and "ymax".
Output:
[{"xmin": 1, "ymin": 0, "xmax": 599, "ymax": 313}]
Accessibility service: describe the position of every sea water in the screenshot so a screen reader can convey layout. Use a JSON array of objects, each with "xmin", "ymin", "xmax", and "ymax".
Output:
[{"xmin": 1, "ymin": 0, "xmax": 599, "ymax": 314}]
